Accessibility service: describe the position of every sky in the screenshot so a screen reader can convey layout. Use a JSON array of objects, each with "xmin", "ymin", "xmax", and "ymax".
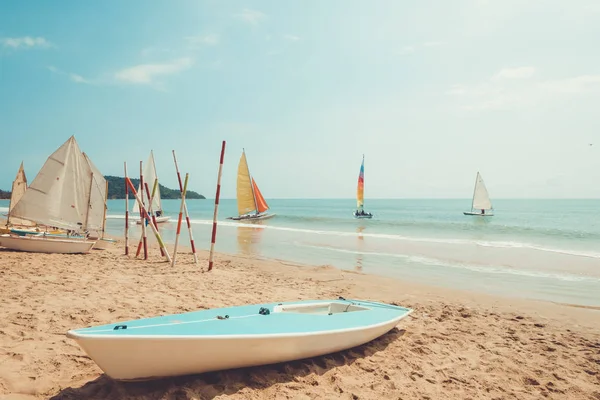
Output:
[{"xmin": 1, "ymin": 0, "xmax": 599, "ymax": 199}]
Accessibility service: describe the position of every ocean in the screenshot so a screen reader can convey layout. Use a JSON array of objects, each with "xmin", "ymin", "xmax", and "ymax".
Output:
[{"xmin": 2, "ymin": 198, "xmax": 599, "ymax": 307}]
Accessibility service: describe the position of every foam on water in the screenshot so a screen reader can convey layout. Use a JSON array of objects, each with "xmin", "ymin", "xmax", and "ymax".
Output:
[
  {"xmin": 28, "ymin": 198, "xmax": 600, "ymax": 307},
  {"xmin": 103, "ymin": 212, "xmax": 600, "ymax": 260},
  {"xmin": 295, "ymin": 243, "xmax": 600, "ymax": 283}
]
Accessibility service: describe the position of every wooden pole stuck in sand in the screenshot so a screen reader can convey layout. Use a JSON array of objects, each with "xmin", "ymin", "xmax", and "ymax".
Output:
[
  {"xmin": 135, "ymin": 161, "xmax": 148, "ymax": 260},
  {"xmin": 124, "ymin": 162, "xmax": 129, "ymax": 255},
  {"xmin": 125, "ymin": 177, "xmax": 172, "ymax": 262},
  {"xmin": 172, "ymin": 150, "xmax": 198, "ymax": 263},
  {"xmin": 145, "ymin": 179, "xmax": 165, "ymax": 257},
  {"xmin": 208, "ymin": 140, "xmax": 226, "ymax": 272},
  {"xmin": 172, "ymin": 173, "xmax": 189, "ymax": 268}
]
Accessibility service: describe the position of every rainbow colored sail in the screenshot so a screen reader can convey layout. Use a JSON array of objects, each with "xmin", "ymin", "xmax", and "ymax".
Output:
[{"xmin": 357, "ymin": 155, "xmax": 365, "ymax": 210}]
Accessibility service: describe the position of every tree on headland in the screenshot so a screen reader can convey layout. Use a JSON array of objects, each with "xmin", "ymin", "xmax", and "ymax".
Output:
[{"xmin": 0, "ymin": 176, "xmax": 206, "ymax": 200}]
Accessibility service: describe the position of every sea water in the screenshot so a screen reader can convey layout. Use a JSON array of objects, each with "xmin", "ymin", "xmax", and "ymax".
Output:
[{"xmin": 2, "ymin": 198, "xmax": 599, "ymax": 307}]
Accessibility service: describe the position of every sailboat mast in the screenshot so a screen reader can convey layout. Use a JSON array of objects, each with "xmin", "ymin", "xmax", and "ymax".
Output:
[
  {"xmin": 470, "ymin": 172, "xmax": 479, "ymax": 212},
  {"xmin": 83, "ymin": 172, "xmax": 95, "ymax": 233},
  {"xmin": 243, "ymin": 148, "xmax": 259, "ymax": 214},
  {"xmin": 150, "ymin": 150, "xmax": 161, "ymax": 213},
  {"xmin": 362, "ymin": 154, "xmax": 365, "ymax": 209},
  {"xmin": 101, "ymin": 180, "xmax": 108, "ymax": 239}
]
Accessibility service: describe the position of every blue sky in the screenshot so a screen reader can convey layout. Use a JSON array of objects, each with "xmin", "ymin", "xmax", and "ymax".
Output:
[{"xmin": 1, "ymin": 0, "xmax": 599, "ymax": 199}]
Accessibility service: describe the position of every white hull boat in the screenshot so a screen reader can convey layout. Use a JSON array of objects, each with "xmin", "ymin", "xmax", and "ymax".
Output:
[
  {"xmin": 228, "ymin": 212, "xmax": 276, "ymax": 221},
  {"xmin": 0, "ymin": 234, "xmax": 96, "ymax": 254},
  {"xmin": 67, "ymin": 299, "xmax": 412, "ymax": 381},
  {"xmin": 135, "ymin": 215, "xmax": 170, "ymax": 225},
  {"xmin": 92, "ymin": 237, "xmax": 117, "ymax": 250},
  {"xmin": 464, "ymin": 172, "xmax": 494, "ymax": 217},
  {"xmin": 229, "ymin": 149, "xmax": 275, "ymax": 221}
]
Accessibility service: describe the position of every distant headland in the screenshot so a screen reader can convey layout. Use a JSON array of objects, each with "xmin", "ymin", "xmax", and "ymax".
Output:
[{"xmin": 0, "ymin": 176, "xmax": 205, "ymax": 200}]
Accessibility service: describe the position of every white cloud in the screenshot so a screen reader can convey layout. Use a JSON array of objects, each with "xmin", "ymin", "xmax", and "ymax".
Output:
[
  {"xmin": 1, "ymin": 36, "xmax": 52, "ymax": 49},
  {"xmin": 185, "ymin": 34, "xmax": 219, "ymax": 47},
  {"xmin": 399, "ymin": 41, "xmax": 444, "ymax": 55},
  {"xmin": 540, "ymin": 75, "xmax": 600, "ymax": 94},
  {"xmin": 399, "ymin": 46, "xmax": 415, "ymax": 55},
  {"xmin": 283, "ymin": 34, "xmax": 300, "ymax": 41},
  {"xmin": 47, "ymin": 66, "xmax": 91, "ymax": 84},
  {"xmin": 235, "ymin": 9, "xmax": 266, "ymax": 25},
  {"xmin": 140, "ymin": 47, "xmax": 172, "ymax": 57},
  {"xmin": 448, "ymin": 66, "xmax": 600, "ymax": 111},
  {"xmin": 492, "ymin": 66, "xmax": 536, "ymax": 80},
  {"xmin": 115, "ymin": 58, "xmax": 193, "ymax": 84}
]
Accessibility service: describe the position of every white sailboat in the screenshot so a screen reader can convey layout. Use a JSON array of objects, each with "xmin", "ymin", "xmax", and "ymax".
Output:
[
  {"xmin": 0, "ymin": 136, "xmax": 97, "ymax": 253},
  {"xmin": 2, "ymin": 162, "xmax": 41, "ymax": 235},
  {"xmin": 133, "ymin": 151, "xmax": 169, "ymax": 225},
  {"xmin": 82, "ymin": 152, "xmax": 115, "ymax": 249},
  {"xmin": 463, "ymin": 172, "xmax": 494, "ymax": 216},
  {"xmin": 228, "ymin": 149, "xmax": 275, "ymax": 221}
]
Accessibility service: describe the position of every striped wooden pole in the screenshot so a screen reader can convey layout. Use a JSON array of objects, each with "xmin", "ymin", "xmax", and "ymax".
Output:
[
  {"xmin": 144, "ymin": 179, "xmax": 165, "ymax": 257},
  {"xmin": 134, "ymin": 162, "xmax": 146, "ymax": 258},
  {"xmin": 172, "ymin": 150, "xmax": 197, "ymax": 263},
  {"xmin": 124, "ymin": 162, "xmax": 129, "ymax": 255},
  {"xmin": 125, "ymin": 177, "xmax": 172, "ymax": 262},
  {"xmin": 171, "ymin": 173, "xmax": 189, "ymax": 268},
  {"xmin": 208, "ymin": 141, "xmax": 226, "ymax": 272}
]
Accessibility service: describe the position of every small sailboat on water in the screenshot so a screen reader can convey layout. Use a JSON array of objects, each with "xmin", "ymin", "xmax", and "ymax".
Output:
[
  {"xmin": 0, "ymin": 136, "xmax": 99, "ymax": 253},
  {"xmin": 133, "ymin": 151, "xmax": 169, "ymax": 225},
  {"xmin": 228, "ymin": 149, "xmax": 275, "ymax": 221},
  {"xmin": 353, "ymin": 155, "xmax": 373, "ymax": 219},
  {"xmin": 463, "ymin": 172, "xmax": 494, "ymax": 216}
]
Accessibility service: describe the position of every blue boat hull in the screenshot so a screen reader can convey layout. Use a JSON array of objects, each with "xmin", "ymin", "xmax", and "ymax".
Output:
[{"xmin": 67, "ymin": 299, "xmax": 412, "ymax": 380}]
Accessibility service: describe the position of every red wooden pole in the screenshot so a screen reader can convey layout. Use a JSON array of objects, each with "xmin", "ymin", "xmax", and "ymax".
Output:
[
  {"xmin": 208, "ymin": 141, "xmax": 226, "ymax": 272},
  {"xmin": 124, "ymin": 162, "xmax": 129, "ymax": 255}
]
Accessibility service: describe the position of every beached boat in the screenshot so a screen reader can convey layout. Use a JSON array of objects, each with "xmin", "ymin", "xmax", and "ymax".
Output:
[
  {"xmin": 133, "ymin": 151, "xmax": 170, "ymax": 225},
  {"xmin": 0, "ymin": 136, "xmax": 100, "ymax": 253},
  {"xmin": 66, "ymin": 298, "xmax": 412, "ymax": 381},
  {"xmin": 464, "ymin": 172, "xmax": 494, "ymax": 216},
  {"xmin": 353, "ymin": 155, "xmax": 373, "ymax": 219},
  {"xmin": 228, "ymin": 149, "xmax": 275, "ymax": 221},
  {"xmin": 91, "ymin": 237, "xmax": 117, "ymax": 250},
  {"xmin": 0, "ymin": 234, "xmax": 95, "ymax": 253}
]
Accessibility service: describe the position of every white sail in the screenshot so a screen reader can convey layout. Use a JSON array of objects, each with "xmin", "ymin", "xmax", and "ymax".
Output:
[
  {"xmin": 472, "ymin": 172, "xmax": 492, "ymax": 210},
  {"xmin": 131, "ymin": 151, "xmax": 162, "ymax": 214},
  {"xmin": 9, "ymin": 136, "xmax": 94, "ymax": 232},
  {"xmin": 7, "ymin": 162, "xmax": 36, "ymax": 226},
  {"xmin": 82, "ymin": 152, "xmax": 107, "ymax": 232}
]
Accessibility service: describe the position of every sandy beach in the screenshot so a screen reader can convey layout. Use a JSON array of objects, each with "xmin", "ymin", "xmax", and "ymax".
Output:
[{"xmin": 0, "ymin": 239, "xmax": 599, "ymax": 400}]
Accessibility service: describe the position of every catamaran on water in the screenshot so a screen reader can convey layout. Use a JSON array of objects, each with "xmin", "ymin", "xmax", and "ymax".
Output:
[
  {"xmin": 353, "ymin": 155, "xmax": 373, "ymax": 219},
  {"xmin": 228, "ymin": 149, "xmax": 275, "ymax": 221},
  {"xmin": 464, "ymin": 172, "xmax": 494, "ymax": 216}
]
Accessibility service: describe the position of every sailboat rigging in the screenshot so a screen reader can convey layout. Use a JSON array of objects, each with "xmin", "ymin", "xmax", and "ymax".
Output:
[
  {"xmin": 6, "ymin": 162, "xmax": 36, "ymax": 228},
  {"xmin": 0, "ymin": 136, "xmax": 98, "ymax": 253},
  {"xmin": 228, "ymin": 149, "xmax": 275, "ymax": 221},
  {"xmin": 133, "ymin": 151, "xmax": 169, "ymax": 224},
  {"xmin": 463, "ymin": 172, "xmax": 494, "ymax": 216},
  {"xmin": 353, "ymin": 155, "xmax": 373, "ymax": 219}
]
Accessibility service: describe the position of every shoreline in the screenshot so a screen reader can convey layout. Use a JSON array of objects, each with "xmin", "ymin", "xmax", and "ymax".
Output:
[{"xmin": 1, "ymin": 240, "xmax": 599, "ymax": 399}]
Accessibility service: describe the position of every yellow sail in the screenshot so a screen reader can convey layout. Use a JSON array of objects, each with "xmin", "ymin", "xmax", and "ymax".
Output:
[{"xmin": 236, "ymin": 151, "xmax": 256, "ymax": 215}]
